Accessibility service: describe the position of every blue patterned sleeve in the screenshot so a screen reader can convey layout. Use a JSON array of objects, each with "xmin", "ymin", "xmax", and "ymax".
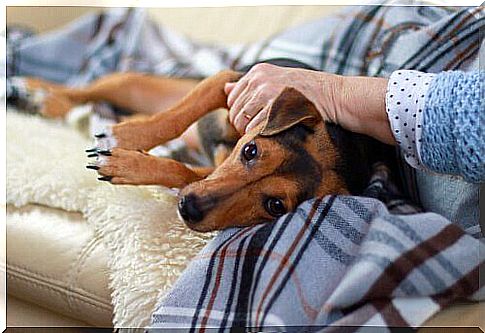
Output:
[{"xmin": 421, "ymin": 71, "xmax": 484, "ymax": 183}]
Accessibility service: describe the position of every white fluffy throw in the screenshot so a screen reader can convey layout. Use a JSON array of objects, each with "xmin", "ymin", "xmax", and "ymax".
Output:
[{"xmin": 6, "ymin": 111, "xmax": 212, "ymax": 327}]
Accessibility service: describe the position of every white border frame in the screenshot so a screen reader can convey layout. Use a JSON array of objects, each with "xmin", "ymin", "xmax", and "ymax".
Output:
[{"xmin": 1, "ymin": 0, "xmax": 482, "ymax": 331}]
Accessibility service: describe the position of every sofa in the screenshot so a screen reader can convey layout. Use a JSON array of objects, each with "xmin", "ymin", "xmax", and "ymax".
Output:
[{"xmin": 5, "ymin": 5, "xmax": 483, "ymax": 330}]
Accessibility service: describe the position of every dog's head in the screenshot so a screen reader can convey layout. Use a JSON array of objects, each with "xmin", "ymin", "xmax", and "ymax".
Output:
[{"xmin": 177, "ymin": 87, "xmax": 358, "ymax": 232}]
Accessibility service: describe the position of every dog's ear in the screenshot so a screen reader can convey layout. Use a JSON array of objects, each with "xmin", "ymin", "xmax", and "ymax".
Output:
[{"xmin": 259, "ymin": 87, "xmax": 321, "ymax": 136}]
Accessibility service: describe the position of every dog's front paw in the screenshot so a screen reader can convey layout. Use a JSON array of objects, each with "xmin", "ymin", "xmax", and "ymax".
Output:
[
  {"xmin": 92, "ymin": 126, "xmax": 118, "ymax": 151},
  {"xmin": 85, "ymin": 147, "xmax": 161, "ymax": 185},
  {"xmin": 92, "ymin": 119, "xmax": 158, "ymax": 152}
]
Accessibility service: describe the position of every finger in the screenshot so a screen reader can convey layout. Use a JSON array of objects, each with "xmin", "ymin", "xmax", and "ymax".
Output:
[
  {"xmin": 239, "ymin": 93, "xmax": 266, "ymax": 119},
  {"xmin": 233, "ymin": 96, "xmax": 265, "ymax": 133},
  {"xmin": 233, "ymin": 108, "xmax": 253, "ymax": 134},
  {"xmin": 224, "ymin": 82, "xmax": 236, "ymax": 95},
  {"xmin": 227, "ymin": 77, "xmax": 248, "ymax": 108},
  {"xmin": 228, "ymin": 84, "xmax": 252, "ymax": 124},
  {"xmin": 246, "ymin": 106, "xmax": 269, "ymax": 133}
]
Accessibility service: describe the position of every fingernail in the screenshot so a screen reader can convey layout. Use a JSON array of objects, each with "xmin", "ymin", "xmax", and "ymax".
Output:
[
  {"xmin": 98, "ymin": 176, "xmax": 113, "ymax": 182},
  {"xmin": 224, "ymin": 82, "xmax": 234, "ymax": 94},
  {"xmin": 98, "ymin": 150, "xmax": 112, "ymax": 156},
  {"xmin": 95, "ymin": 133, "xmax": 106, "ymax": 138},
  {"xmin": 86, "ymin": 165, "xmax": 99, "ymax": 170},
  {"xmin": 85, "ymin": 148, "xmax": 97, "ymax": 153},
  {"xmin": 87, "ymin": 153, "xmax": 98, "ymax": 158}
]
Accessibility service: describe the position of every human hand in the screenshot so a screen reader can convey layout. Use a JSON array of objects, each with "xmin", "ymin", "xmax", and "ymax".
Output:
[
  {"xmin": 224, "ymin": 63, "xmax": 341, "ymax": 134},
  {"xmin": 225, "ymin": 62, "xmax": 394, "ymax": 145}
]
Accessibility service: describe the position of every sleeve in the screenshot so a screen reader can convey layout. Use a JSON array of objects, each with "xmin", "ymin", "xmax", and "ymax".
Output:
[
  {"xmin": 420, "ymin": 70, "xmax": 484, "ymax": 183},
  {"xmin": 385, "ymin": 70, "xmax": 435, "ymax": 169}
]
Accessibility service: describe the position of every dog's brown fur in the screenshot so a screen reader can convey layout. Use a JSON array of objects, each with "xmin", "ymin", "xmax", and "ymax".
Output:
[{"xmin": 21, "ymin": 66, "xmax": 390, "ymax": 232}]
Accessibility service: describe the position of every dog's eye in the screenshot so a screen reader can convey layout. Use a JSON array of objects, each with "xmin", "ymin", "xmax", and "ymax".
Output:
[
  {"xmin": 265, "ymin": 198, "xmax": 286, "ymax": 217},
  {"xmin": 242, "ymin": 142, "xmax": 258, "ymax": 161}
]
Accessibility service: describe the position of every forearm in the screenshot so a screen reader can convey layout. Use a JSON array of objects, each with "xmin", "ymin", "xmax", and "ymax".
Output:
[
  {"xmin": 421, "ymin": 71, "xmax": 484, "ymax": 182},
  {"xmin": 374, "ymin": 69, "xmax": 483, "ymax": 183},
  {"xmin": 329, "ymin": 75, "xmax": 395, "ymax": 145}
]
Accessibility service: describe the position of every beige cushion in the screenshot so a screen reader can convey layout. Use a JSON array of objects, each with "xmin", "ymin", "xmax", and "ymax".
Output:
[
  {"xmin": 7, "ymin": 204, "xmax": 113, "ymax": 327},
  {"xmin": 419, "ymin": 301, "xmax": 484, "ymax": 331},
  {"xmin": 7, "ymin": 295, "xmax": 91, "ymax": 327}
]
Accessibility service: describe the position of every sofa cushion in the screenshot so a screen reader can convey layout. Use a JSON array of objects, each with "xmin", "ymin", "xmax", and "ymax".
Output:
[{"xmin": 7, "ymin": 204, "xmax": 113, "ymax": 327}]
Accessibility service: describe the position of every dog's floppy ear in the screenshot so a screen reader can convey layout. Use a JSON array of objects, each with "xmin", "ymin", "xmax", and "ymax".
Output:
[{"xmin": 259, "ymin": 87, "xmax": 321, "ymax": 136}]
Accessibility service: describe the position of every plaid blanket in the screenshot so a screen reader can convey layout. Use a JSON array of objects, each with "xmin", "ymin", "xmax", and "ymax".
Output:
[
  {"xmin": 151, "ymin": 198, "xmax": 483, "ymax": 330},
  {"xmin": 6, "ymin": 4, "xmax": 484, "ymax": 330}
]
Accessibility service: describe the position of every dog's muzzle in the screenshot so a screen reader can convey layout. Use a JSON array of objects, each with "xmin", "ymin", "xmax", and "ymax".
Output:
[{"xmin": 178, "ymin": 194, "xmax": 204, "ymax": 224}]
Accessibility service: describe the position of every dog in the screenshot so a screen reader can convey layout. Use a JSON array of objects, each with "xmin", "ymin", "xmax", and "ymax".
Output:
[{"xmin": 9, "ymin": 59, "xmax": 397, "ymax": 232}]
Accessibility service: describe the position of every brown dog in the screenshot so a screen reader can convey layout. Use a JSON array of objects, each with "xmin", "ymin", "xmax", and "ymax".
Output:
[{"xmin": 13, "ymin": 60, "xmax": 394, "ymax": 232}]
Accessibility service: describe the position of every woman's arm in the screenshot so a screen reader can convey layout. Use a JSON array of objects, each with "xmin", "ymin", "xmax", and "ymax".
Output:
[
  {"xmin": 225, "ymin": 64, "xmax": 484, "ymax": 182},
  {"xmin": 224, "ymin": 63, "xmax": 395, "ymax": 144},
  {"xmin": 420, "ymin": 71, "xmax": 484, "ymax": 183}
]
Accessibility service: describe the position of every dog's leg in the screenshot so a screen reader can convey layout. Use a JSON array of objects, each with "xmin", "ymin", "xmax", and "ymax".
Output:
[
  {"xmin": 92, "ymin": 148, "xmax": 214, "ymax": 187},
  {"xmin": 19, "ymin": 73, "xmax": 200, "ymax": 117},
  {"xmin": 95, "ymin": 70, "xmax": 243, "ymax": 151}
]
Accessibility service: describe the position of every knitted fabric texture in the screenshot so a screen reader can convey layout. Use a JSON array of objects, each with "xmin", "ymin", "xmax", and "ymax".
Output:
[{"xmin": 421, "ymin": 71, "xmax": 484, "ymax": 183}]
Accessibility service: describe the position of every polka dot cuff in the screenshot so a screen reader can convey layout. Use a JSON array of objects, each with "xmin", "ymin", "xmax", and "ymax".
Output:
[{"xmin": 386, "ymin": 70, "xmax": 436, "ymax": 169}]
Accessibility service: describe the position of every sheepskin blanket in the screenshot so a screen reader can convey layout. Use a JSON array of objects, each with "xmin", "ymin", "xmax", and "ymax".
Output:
[{"xmin": 6, "ymin": 110, "xmax": 213, "ymax": 327}]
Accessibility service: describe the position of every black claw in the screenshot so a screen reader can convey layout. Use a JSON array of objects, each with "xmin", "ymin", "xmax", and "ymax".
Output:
[
  {"xmin": 87, "ymin": 153, "xmax": 98, "ymax": 158},
  {"xmin": 98, "ymin": 176, "xmax": 113, "ymax": 182},
  {"xmin": 98, "ymin": 150, "xmax": 112, "ymax": 156},
  {"xmin": 85, "ymin": 148, "xmax": 97, "ymax": 153},
  {"xmin": 86, "ymin": 165, "xmax": 99, "ymax": 170},
  {"xmin": 95, "ymin": 133, "xmax": 106, "ymax": 138}
]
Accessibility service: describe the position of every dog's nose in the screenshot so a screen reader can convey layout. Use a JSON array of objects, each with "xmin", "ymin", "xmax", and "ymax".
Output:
[{"xmin": 178, "ymin": 194, "xmax": 204, "ymax": 223}]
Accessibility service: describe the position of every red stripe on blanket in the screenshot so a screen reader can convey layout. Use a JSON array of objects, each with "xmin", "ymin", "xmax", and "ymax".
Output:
[
  {"xmin": 199, "ymin": 227, "xmax": 255, "ymax": 332},
  {"xmin": 254, "ymin": 197, "xmax": 323, "ymax": 326},
  {"xmin": 432, "ymin": 264, "xmax": 482, "ymax": 307},
  {"xmin": 365, "ymin": 223, "xmax": 465, "ymax": 299}
]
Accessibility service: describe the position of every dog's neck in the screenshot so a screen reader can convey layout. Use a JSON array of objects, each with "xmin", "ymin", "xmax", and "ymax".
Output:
[
  {"xmin": 320, "ymin": 122, "xmax": 394, "ymax": 195},
  {"xmin": 306, "ymin": 122, "xmax": 382, "ymax": 194}
]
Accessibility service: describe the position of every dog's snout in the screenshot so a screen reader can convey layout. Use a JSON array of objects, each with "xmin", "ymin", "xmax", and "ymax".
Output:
[{"xmin": 178, "ymin": 194, "xmax": 204, "ymax": 223}]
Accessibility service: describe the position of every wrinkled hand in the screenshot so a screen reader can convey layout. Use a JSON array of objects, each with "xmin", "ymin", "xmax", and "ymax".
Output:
[{"xmin": 224, "ymin": 63, "xmax": 341, "ymax": 134}]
